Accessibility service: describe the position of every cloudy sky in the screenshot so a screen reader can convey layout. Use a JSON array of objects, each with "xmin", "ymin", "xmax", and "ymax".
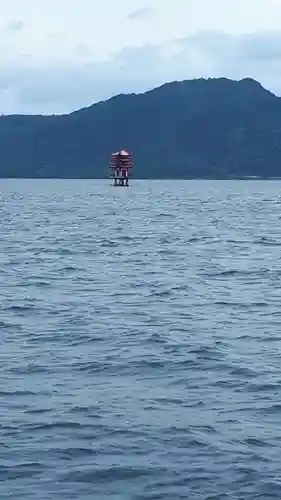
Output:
[{"xmin": 1, "ymin": 0, "xmax": 281, "ymax": 114}]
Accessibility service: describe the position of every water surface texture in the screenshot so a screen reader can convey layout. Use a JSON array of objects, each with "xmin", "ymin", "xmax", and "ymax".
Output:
[{"xmin": 1, "ymin": 179, "xmax": 281, "ymax": 499}]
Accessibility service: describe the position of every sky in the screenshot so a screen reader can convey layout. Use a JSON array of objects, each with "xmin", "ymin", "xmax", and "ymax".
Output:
[{"xmin": 1, "ymin": 0, "xmax": 281, "ymax": 114}]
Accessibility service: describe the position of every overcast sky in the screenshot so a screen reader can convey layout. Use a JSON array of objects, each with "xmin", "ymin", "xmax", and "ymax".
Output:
[{"xmin": 1, "ymin": 0, "xmax": 281, "ymax": 114}]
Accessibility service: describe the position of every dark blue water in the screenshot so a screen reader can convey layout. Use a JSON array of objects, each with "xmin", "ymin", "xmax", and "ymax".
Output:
[{"xmin": 1, "ymin": 179, "xmax": 281, "ymax": 499}]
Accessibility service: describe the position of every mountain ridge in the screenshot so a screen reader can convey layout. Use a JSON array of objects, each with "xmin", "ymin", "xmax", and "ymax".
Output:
[{"xmin": 1, "ymin": 76, "xmax": 281, "ymax": 179}]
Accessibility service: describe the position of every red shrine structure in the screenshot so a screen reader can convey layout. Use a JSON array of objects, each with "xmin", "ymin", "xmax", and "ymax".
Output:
[{"xmin": 109, "ymin": 148, "xmax": 132, "ymax": 186}]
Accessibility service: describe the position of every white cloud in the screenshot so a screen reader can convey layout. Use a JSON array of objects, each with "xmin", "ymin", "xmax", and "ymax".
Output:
[{"xmin": 0, "ymin": 0, "xmax": 281, "ymax": 113}]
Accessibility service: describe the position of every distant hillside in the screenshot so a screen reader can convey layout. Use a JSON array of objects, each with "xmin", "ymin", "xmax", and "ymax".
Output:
[{"xmin": 1, "ymin": 77, "xmax": 281, "ymax": 179}]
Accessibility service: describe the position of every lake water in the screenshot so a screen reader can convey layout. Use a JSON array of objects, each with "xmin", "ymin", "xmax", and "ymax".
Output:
[{"xmin": 1, "ymin": 179, "xmax": 281, "ymax": 499}]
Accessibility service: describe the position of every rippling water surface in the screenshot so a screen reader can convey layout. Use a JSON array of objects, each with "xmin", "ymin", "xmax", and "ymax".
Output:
[{"xmin": 1, "ymin": 179, "xmax": 281, "ymax": 499}]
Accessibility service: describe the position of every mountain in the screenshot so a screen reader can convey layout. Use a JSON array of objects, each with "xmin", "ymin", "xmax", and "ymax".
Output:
[{"xmin": 1, "ymin": 77, "xmax": 281, "ymax": 179}]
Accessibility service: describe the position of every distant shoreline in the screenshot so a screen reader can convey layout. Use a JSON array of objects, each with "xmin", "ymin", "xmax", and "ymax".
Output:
[{"xmin": 1, "ymin": 176, "xmax": 281, "ymax": 181}]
